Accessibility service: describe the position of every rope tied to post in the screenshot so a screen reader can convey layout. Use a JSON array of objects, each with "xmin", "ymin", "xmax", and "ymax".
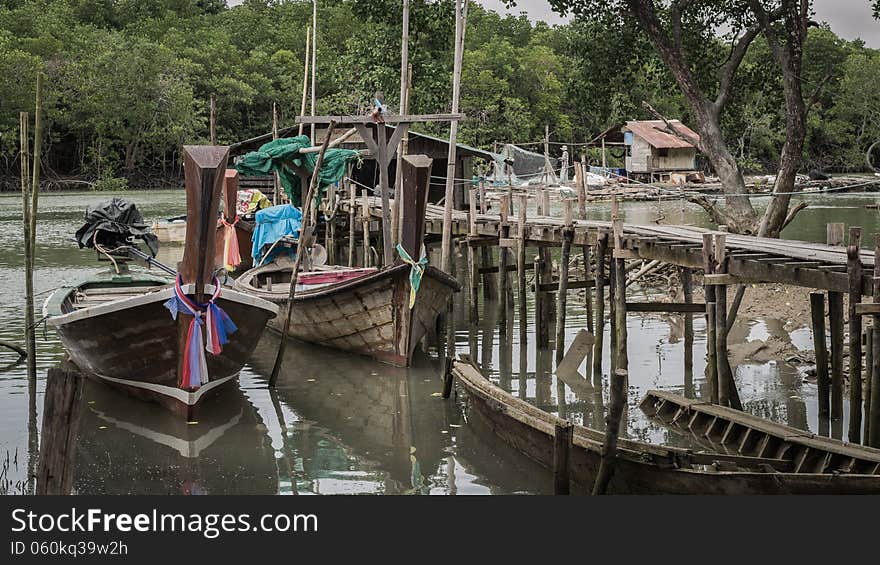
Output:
[
  {"xmin": 220, "ymin": 215, "xmax": 242, "ymax": 272},
  {"xmin": 163, "ymin": 275, "xmax": 238, "ymax": 390},
  {"xmin": 396, "ymin": 243, "xmax": 428, "ymax": 309}
]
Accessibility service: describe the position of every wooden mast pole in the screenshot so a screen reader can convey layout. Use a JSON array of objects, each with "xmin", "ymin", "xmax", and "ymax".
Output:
[
  {"xmin": 299, "ymin": 26, "xmax": 310, "ymax": 137},
  {"xmin": 269, "ymin": 122, "xmax": 336, "ymax": 386},
  {"xmin": 439, "ymin": 0, "xmax": 468, "ymax": 272}
]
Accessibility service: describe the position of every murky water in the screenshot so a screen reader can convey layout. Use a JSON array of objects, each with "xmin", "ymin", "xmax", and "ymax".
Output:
[{"xmin": 0, "ymin": 189, "xmax": 877, "ymax": 494}]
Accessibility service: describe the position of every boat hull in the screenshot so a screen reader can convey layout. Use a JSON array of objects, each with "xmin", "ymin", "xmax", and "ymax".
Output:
[
  {"xmin": 236, "ymin": 263, "xmax": 459, "ymax": 367},
  {"xmin": 453, "ymin": 359, "xmax": 880, "ymax": 494},
  {"xmin": 48, "ymin": 282, "xmax": 276, "ymax": 415}
]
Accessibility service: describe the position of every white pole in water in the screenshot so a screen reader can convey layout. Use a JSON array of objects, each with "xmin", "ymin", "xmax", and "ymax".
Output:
[
  {"xmin": 310, "ymin": 0, "xmax": 317, "ymax": 145},
  {"xmin": 440, "ymin": 0, "xmax": 468, "ymax": 273}
]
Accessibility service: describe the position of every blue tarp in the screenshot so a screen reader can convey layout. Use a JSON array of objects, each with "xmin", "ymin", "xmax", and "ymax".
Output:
[{"xmin": 251, "ymin": 204, "xmax": 303, "ymax": 264}]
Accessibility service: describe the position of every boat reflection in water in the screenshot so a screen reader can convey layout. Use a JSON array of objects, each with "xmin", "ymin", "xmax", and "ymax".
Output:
[
  {"xmin": 73, "ymin": 375, "xmax": 280, "ymax": 495},
  {"xmin": 248, "ymin": 332, "xmax": 454, "ymax": 494}
]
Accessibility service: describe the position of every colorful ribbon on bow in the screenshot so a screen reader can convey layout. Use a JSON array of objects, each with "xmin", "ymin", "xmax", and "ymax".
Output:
[
  {"xmin": 396, "ymin": 243, "xmax": 428, "ymax": 309},
  {"xmin": 164, "ymin": 276, "xmax": 238, "ymax": 390},
  {"xmin": 220, "ymin": 216, "xmax": 241, "ymax": 272}
]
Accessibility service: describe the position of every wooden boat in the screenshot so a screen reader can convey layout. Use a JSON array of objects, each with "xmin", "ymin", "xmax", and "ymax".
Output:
[
  {"xmin": 234, "ymin": 154, "xmax": 459, "ymax": 367},
  {"xmin": 46, "ymin": 146, "xmax": 277, "ymax": 416},
  {"xmin": 451, "ymin": 358, "xmax": 880, "ymax": 494},
  {"xmin": 640, "ymin": 390, "xmax": 880, "ymax": 474}
]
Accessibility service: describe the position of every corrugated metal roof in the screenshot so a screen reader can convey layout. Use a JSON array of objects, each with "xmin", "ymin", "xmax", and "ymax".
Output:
[{"xmin": 623, "ymin": 120, "xmax": 699, "ymax": 149}]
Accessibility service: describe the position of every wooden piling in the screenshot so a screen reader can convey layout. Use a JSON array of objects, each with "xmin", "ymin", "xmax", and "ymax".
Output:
[
  {"xmin": 20, "ymin": 112, "xmax": 36, "ymax": 384},
  {"xmin": 478, "ymin": 178, "xmax": 487, "ymax": 214},
  {"xmin": 829, "ymin": 290, "xmax": 845, "ymax": 422},
  {"xmin": 871, "ymin": 235, "xmax": 880, "ymax": 447},
  {"xmin": 36, "ymin": 368, "xmax": 83, "ymax": 495},
  {"xmin": 702, "ymin": 233, "xmax": 719, "ymax": 404},
  {"xmin": 681, "ymin": 267, "xmax": 694, "ymax": 397},
  {"xmin": 555, "ymin": 202, "xmax": 573, "ymax": 365},
  {"xmin": 361, "ymin": 189, "xmax": 371, "ymax": 268},
  {"xmin": 467, "ymin": 188, "xmax": 479, "ymax": 323},
  {"xmin": 866, "ymin": 326, "xmax": 873, "ymax": 442},
  {"xmin": 592, "ymin": 368, "xmax": 627, "ymax": 495},
  {"xmin": 347, "ymin": 175, "xmax": 356, "ymax": 267},
  {"xmin": 714, "ymin": 233, "xmax": 741, "ymax": 410},
  {"xmin": 593, "ymin": 232, "xmax": 607, "ymax": 385},
  {"xmin": 553, "ymin": 421, "xmax": 573, "ymax": 495},
  {"xmin": 583, "ymin": 236, "xmax": 594, "ymax": 335},
  {"xmin": 497, "ymin": 193, "xmax": 511, "ymax": 320},
  {"xmin": 517, "ymin": 195, "xmax": 528, "ymax": 345},
  {"xmin": 481, "ymin": 248, "xmax": 497, "ymax": 301},
  {"xmin": 611, "ymin": 198, "xmax": 627, "ymax": 372},
  {"xmin": 847, "ymin": 226, "xmax": 863, "ymax": 442},
  {"xmin": 534, "ymin": 255, "xmax": 548, "ymax": 348},
  {"xmin": 810, "ymin": 291, "xmax": 830, "ymax": 421}
]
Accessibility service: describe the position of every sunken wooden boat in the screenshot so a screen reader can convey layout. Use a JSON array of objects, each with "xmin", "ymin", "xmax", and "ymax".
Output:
[
  {"xmin": 234, "ymin": 154, "xmax": 459, "ymax": 367},
  {"xmin": 640, "ymin": 390, "xmax": 880, "ymax": 474},
  {"xmin": 46, "ymin": 146, "xmax": 277, "ymax": 415},
  {"xmin": 451, "ymin": 358, "xmax": 880, "ymax": 494}
]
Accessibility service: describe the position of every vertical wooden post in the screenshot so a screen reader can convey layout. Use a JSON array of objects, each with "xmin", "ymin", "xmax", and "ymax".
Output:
[
  {"xmin": 440, "ymin": 0, "xmax": 467, "ymax": 272},
  {"xmin": 553, "ymin": 421, "xmax": 573, "ymax": 495},
  {"xmin": 376, "ymin": 124, "xmax": 394, "ymax": 267},
  {"xmin": 497, "ymin": 193, "xmax": 511, "ymax": 320},
  {"xmin": 827, "ymin": 223, "xmax": 845, "ymax": 424},
  {"xmin": 702, "ymin": 233, "xmax": 719, "ymax": 404},
  {"xmin": 810, "ymin": 291, "xmax": 830, "ymax": 421},
  {"xmin": 542, "ymin": 189, "xmax": 551, "ymax": 218},
  {"xmin": 299, "ymin": 26, "xmax": 310, "ymax": 137},
  {"xmin": 392, "ymin": 0, "xmax": 411, "ymax": 246},
  {"xmin": 534, "ymin": 255, "xmax": 548, "ymax": 348},
  {"xmin": 326, "ymin": 181, "xmax": 336, "ymax": 264},
  {"xmin": 865, "ymin": 326, "xmax": 874, "ymax": 442},
  {"xmin": 347, "ymin": 175, "xmax": 356, "ymax": 267},
  {"xmin": 829, "ymin": 291, "xmax": 845, "ymax": 424},
  {"xmin": 36, "ymin": 368, "xmax": 83, "ymax": 495},
  {"xmin": 517, "ymin": 195, "xmax": 528, "ymax": 345},
  {"xmin": 611, "ymin": 197, "xmax": 627, "ymax": 372},
  {"xmin": 575, "ymin": 160, "xmax": 587, "ymax": 219},
  {"xmin": 555, "ymin": 201, "xmax": 573, "ymax": 366},
  {"xmin": 682, "ymin": 267, "xmax": 694, "ymax": 398},
  {"xmin": 478, "ymin": 178, "xmax": 487, "ymax": 214},
  {"xmin": 714, "ymin": 233, "xmax": 741, "ymax": 410},
  {"xmin": 848, "ymin": 226, "xmax": 863, "ymax": 442},
  {"xmin": 310, "ymin": 0, "xmax": 317, "ymax": 144},
  {"xmin": 592, "ymin": 369, "xmax": 627, "ymax": 495},
  {"xmin": 361, "ymin": 189, "xmax": 371, "ymax": 268},
  {"xmin": 870, "ymin": 235, "xmax": 880, "ymax": 447},
  {"xmin": 272, "ymin": 102, "xmax": 281, "ymax": 204},
  {"xmin": 481, "ymin": 247, "xmax": 497, "ymax": 301},
  {"xmin": 593, "ymin": 232, "xmax": 607, "ymax": 384},
  {"xmin": 467, "ymin": 187, "xmax": 479, "ymax": 323}
]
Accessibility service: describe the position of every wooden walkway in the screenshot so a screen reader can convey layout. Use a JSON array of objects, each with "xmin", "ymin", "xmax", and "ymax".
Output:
[{"xmin": 343, "ymin": 197, "xmax": 872, "ymax": 294}]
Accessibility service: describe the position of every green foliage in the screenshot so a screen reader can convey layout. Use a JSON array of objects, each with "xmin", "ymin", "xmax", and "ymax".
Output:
[
  {"xmin": 92, "ymin": 170, "xmax": 128, "ymax": 192},
  {"xmin": 0, "ymin": 0, "xmax": 877, "ymax": 185}
]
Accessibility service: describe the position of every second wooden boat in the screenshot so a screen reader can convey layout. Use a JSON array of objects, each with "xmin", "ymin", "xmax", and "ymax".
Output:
[
  {"xmin": 451, "ymin": 358, "xmax": 880, "ymax": 494},
  {"xmin": 234, "ymin": 154, "xmax": 459, "ymax": 367}
]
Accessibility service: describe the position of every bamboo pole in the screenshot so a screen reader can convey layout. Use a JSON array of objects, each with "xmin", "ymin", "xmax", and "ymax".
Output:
[
  {"xmin": 702, "ymin": 233, "xmax": 719, "ymax": 404},
  {"xmin": 392, "ymin": 2, "xmax": 411, "ymax": 246},
  {"xmin": 20, "ymin": 111, "xmax": 35, "ymax": 383},
  {"xmin": 848, "ymin": 226, "xmax": 863, "ymax": 442},
  {"xmin": 269, "ymin": 121, "xmax": 335, "ymax": 386},
  {"xmin": 310, "ymin": 0, "xmax": 317, "ymax": 145},
  {"xmin": 682, "ymin": 267, "xmax": 694, "ymax": 398},
  {"xmin": 871, "ymin": 236, "xmax": 880, "ymax": 447},
  {"xmin": 361, "ymin": 189, "xmax": 371, "ymax": 268},
  {"xmin": 299, "ymin": 26, "xmax": 310, "ymax": 137},
  {"xmin": 439, "ymin": 0, "xmax": 468, "ymax": 272},
  {"xmin": 517, "ymin": 194, "xmax": 528, "ymax": 347},
  {"xmin": 467, "ymin": 188, "xmax": 479, "ymax": 323},
  {"xmin": 30, "ymin": 74, "xmax": 42, "ymax": 260}
]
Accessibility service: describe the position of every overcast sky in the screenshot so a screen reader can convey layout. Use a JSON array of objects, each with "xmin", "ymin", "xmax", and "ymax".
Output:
[{"xmin": 479, "ymin": 0, "xmax": 879, "ymax": 47}]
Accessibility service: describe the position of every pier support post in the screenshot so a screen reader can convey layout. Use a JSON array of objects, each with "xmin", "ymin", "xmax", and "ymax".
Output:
[
  {"xmin": 611, "ymin": 197, "xmax": 628, "ymax": 372},
  {"xmin": 681, "ymin": 267, "xmax": 694, "ymax": 398},
  {"xmin": 534, "ymin": 255, "xmax": 549, "ymax": 348},
  {"xmin": 592, "ymin": 369, "xmax": 627, "ymax": 495},
  {"xmin": 347, "ymin": 176, "xmax": 356, "ymax": 267},
  {"xmin": 848, "ymin": 226, "xmax": 863, "ymax": 442},
  {"xmin": 553, "ymin": 421, "xmax": 573, "ymax": 495},
  {"xmin": 870, "ymin": 235, "xmax": 880, "ymax": 447},
  {"xmin": 517, "ymin": 195, "xmax": 528, "ymax": 347},
  {"xmin": 481, "ymin": 248, "xmax": 497, "ymax": 301},
  {"xmin": 702, "ymin": 233, "xmax": 719, "ymax": 404},
  {"xmin": 829, "ymin": 290, "xmax": 845, "ymax": 426},
  {"xmin": 467, "ymin": 189, "xmax": 479, "ymax": 323},
  {"xmin": 593, "ymin": 232, "xmax": 607, "ymax": 385},
  {"xmin": 810, "ymin": 291, "xmax": 830, "ymax": 421},
  {"xmin": 714, "ymin": 233, "xmax": 742, "ymax": 410},
  {"xmin": 361, "ymin": 189, "xmax": 371, "ymax": 268},
  {"xmin": 555, "ymin": 202, "xmax": 573, "ymax": 365},
  {"xmin": 866, "ymin": 326, "xmax": 874, "ymax": 442},
  {"xmin": 497, "ymin": 193, "xmax": 511, "ymax": 322}
]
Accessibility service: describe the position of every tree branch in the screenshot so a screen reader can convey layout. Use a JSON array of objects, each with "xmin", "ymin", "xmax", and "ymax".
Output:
[
  {"xmin": 641, "ymin": 100, "xmax": 701, "ymax": 148},
  {"xmin": 686, "ymin": 193, "xmax": 728, "ymax": 226},
  {"xmin": 714, "ymin": 26, "xmax": 762, "ymax": 115},
  {"xmin": 808, "ymin": 73, "xmax": 832, "ymax": 109},
  {"xmin": 781, "ymin": 200, "xmax": 808, "ymax": 230}
]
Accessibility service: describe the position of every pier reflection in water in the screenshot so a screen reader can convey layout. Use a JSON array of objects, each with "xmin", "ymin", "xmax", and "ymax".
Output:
[{"xmin": 3, "ymin": 190, "xmax": 875, "ymax": 494}]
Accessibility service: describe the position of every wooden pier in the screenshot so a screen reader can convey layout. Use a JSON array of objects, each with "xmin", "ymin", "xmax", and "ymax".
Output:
[{"xmin": 330, "ymin": 193, "xmax": 880, "ymax": 448}]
